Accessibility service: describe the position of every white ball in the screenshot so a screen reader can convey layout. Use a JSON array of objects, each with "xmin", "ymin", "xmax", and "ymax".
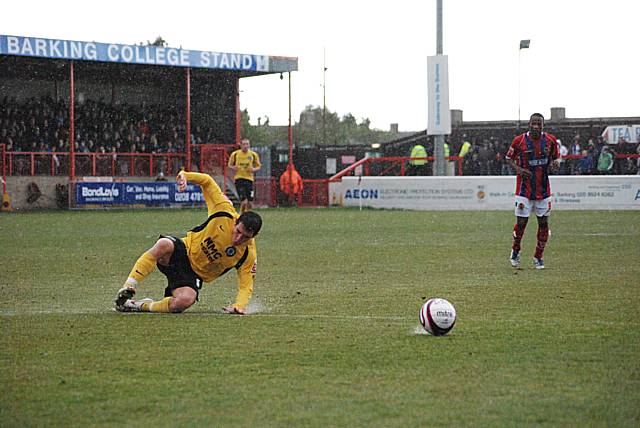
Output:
[{"xmin": 419, "ymin": 298, "xmax": 457, "ymax": 336}]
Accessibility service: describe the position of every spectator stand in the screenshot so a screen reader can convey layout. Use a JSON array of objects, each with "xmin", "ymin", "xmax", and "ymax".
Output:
[{"xmin": 0, "ymin": 34, "xmax": 297, "ymax": 209}]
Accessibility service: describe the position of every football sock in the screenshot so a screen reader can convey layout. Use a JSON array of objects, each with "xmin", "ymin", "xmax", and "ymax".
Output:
[
  {"xmin": 512, "ymin": 223, "xmax": 527, "ymax": 252},
  {"xmin": 534, "ymin": 224, "xmax": 550, "ymax": 259},
  {"xmin": 126, "ymin": 251, "xmax": 157, "ymax": 286},
  {"xmin": 142, "ymin": 297, "xmax": 172, "ymax": 313}
]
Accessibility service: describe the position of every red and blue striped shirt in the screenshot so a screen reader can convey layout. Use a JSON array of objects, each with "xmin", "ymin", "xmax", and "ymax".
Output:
[{"xmin": 506, "ymin": 131, "xmax": 559, "ymax": 200}]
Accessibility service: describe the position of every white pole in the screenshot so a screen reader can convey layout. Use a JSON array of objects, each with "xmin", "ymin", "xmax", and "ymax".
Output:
[
  {"xmin": 518, "ymin": 47, "xmax": 522, "ymax": 128},
  {"xmin": 433, "ymin": 0, "xmax": 446, "ymax": 176}
]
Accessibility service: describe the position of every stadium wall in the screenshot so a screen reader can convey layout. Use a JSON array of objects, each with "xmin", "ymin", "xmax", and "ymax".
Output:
[
  {"xmin": 329, "ymin": 176, "xmax": 640, "ymax": 210},
  {"xmin": 4, "ymin": 176, "xmax": 69, "ymax": 210},
  {"xmin": 4, "ymin": 176, "xmax": 192, "ymax": 210}
]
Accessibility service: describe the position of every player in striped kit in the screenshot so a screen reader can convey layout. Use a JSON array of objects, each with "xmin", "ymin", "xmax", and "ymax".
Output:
[{"xmin": 506, "ymin": 113, "xmax": 560, "ymax": 269}]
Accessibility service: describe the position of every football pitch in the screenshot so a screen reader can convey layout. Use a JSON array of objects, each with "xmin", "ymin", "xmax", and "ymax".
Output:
[{"xmin": 1, "ymin": 208, "xmax": 639, "ymax": 426}]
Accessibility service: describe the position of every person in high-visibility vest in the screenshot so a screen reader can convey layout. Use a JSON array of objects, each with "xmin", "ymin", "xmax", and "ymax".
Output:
[
  {"xmin": 457, "ymin": 140, "xmax": 472, "ymax": 176},
  {"xmin": 459, "ymin": 141, "xmax": 472, "ymax": 158},
  {"xmin": 409, "ymin": 144, "xmax": 428, "ymax": 175}
]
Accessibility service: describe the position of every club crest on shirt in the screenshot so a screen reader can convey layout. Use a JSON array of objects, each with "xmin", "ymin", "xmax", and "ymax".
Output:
[{"xmin": 225, "ymin": 246, "xmax": 236, "ymax": 257}]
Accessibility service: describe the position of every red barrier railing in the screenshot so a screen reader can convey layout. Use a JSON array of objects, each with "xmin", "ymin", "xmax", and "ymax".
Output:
[
  {"xmin": 330, "ymin": 156, "xmax": 464, "ymax": 181},
  {"xmin": 301, "ymin": 179, "xmax": 329, "ymax": 206},
  {"xmin": 329, "ymin": 154, "xmax": 640, "ymax": 182},
  {"xmin": 4, "ymin": 151, "xmax": 185, "ymax": 177},
  {"xmin": 254, "ymin": 177, "xmax": 277, "ymax": 207},
  {"xmin": 1, "ymin": 144, "xmax": 6, "ymax": 193},
  {"xmin": 194, "ymin": 144, "xmax": 233, "ymax": 194}
]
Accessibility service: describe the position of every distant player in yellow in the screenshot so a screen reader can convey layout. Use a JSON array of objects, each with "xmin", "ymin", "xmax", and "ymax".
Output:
[
  {"xmin": 114, "ymin": 170, "xmax": 261, "ymax": 315},
  {"xmin": 228, "ymin": 138, "xmax": 261, "ymax": 213}
]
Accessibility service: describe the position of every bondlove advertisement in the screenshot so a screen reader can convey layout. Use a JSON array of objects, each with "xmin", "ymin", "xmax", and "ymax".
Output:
[{"xmin": 76, "ymin": 182, "xmax": 203, "ymax": 206}]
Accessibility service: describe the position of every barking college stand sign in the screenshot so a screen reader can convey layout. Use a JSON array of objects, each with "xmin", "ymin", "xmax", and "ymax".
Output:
[{"xmin": 0, "ymin": 35, "xmax": 272, "ymax": 72}]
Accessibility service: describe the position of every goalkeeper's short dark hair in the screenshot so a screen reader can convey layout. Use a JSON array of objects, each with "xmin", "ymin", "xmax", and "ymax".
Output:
[{"xmin": 238, "ymin": 211, "xmax": 262, "ymax": 236}]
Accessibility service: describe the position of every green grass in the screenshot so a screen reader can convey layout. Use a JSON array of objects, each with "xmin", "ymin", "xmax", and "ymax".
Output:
[{"xmin": 1, "ymin": 208, "xmax": 639, "ymax": 427}]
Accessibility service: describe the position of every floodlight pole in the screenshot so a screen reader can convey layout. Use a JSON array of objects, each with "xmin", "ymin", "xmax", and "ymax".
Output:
[
  {"xmin": 518, "ymin": 40, "xmax": 530, "ymax": 129},
  {"xmin": 69, "ymin": 60, "xmax": 75, "ymax": 181},
  {"xmin": 235, "ymin": 79, "xmax": 241, "ymax": 146},
  {"xmin": 186, "ymin": 67, "xmax": 191, "ymax": 171},
  {"xmin": 322, "ymin": 47, "xmax": 327, "ymax": 147},
  {"xmin": 518, "ymin": 47, "xmax": 521, "ymax": 129},
  {"xmin": 433, "ymin": 0, "xmax": 446, "ymax": 176},
  {"xmin": 288, "ymin": 71, "xmax": 294, "ymax": 205},
  {"xmin": 288, "ymin": 72, "xmax": 293, "ymax": 167}
]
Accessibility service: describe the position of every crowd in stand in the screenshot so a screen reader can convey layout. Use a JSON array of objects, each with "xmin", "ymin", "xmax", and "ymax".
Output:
[
  {"xmin": 2, "ymin": 96, "xmax": 639, "ymax": 177},
  {"xmin": 0, "ymin": 96, "xmax": 217, "ymax": 156},
  {"xmin": 447, "ymin": 131, "xmax": 639, "ymax": 176}
]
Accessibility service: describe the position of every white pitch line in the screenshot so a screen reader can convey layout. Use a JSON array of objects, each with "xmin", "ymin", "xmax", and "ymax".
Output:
[
  {"xmin": 0, "ymin": 308, "xmax": 412, "ymax": 322},
  {"xmin": 0, "ymin": 309, "xmax": 113, "ymax": 316},
  {"xmin": 224, "ymin": 313, "xmax": 409, "ymax": 321}
]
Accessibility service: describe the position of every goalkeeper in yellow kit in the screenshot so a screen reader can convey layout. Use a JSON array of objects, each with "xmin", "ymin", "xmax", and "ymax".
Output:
[{"xmin": 114, "ymin": 171, "xmax": 261, "ymax": 314}]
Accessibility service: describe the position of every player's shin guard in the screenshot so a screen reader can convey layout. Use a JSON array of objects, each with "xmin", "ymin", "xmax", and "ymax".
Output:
[
  {"xmin": 534, "ymin": 224, "xmax": 550, "ymax": 259},
  {"xmin": 126, "ymin": 251, "xmax": 157, "ymax": 286},
  {"xmin": 512, "ymin": 223, "xmax": 527, "ymax": 252}
]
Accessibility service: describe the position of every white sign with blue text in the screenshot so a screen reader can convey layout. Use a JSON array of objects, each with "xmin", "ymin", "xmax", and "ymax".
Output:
[
  {"xmin": 427, "ymin": 55, "xmax": 451, "ymax": 135},
  {"xmin": 601, "ymin": 125, "xmax": 640, "ymax": 144},
  {"xmin": 329, "ymin": 176, "xmax": 640, "ymax": 211},
  {"xmin": 76, "ymin": 182, "xmax": 204, "ymax": 207},
  {"xmin": 0, "ymin": 35, "xmax": 269, "ymax": 72}
]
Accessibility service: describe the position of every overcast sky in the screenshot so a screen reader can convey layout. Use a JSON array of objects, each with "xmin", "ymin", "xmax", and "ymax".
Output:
[{"xmin": 3, "ymin": 0, "xmax": 639, "ymax": 131}]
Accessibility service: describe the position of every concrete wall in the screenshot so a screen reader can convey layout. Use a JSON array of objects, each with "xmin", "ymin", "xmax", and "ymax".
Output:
[
  {"xmin": 3, "ymin": 176, "xmax": 175, "ymax": 210},
  {"xmin": 4, "ymin": 176, "xmax": 69, "ymax": 210}
]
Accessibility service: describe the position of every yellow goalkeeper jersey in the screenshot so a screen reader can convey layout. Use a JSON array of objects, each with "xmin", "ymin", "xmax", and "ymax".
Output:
[
  {"xmin": 228, "ymin": 149, "xmax": 261, "ymax": 181},
  {"xmin": 181, "ymin": 172, "xmax": 257, "ymax": 309}
]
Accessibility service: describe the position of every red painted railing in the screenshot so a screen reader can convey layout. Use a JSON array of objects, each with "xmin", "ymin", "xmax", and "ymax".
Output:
[
  {"xmin": 253, "ymin": 177, "xmax": 277, "ymax": 207},
  {"xmin": 301, "ymin": 179, "xmax": 329, "ymax": 206},
  {"xmin": 330, "ymin": 156, "xmax": 464, "ymax": 181},
  {"xmin": 4, "ymin": 151, "xmax": 185, "ymax": 177},
  {"xmin": 1, "ymin": 144, "xmax": 6, "ymax": 193}
]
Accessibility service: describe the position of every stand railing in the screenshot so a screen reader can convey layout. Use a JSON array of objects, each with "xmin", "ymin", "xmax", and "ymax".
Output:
[
  {"xmin": 3, "ymin": 151, "xmax": 185, "ymax": 177},
  {"xmin": 330, "ymin": 156, "xmax": 464, "ymax": 181}
]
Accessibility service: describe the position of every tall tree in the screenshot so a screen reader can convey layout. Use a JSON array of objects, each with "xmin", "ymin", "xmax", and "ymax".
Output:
[{"xmin": 240, "ymin": 105, "xmax": 392, "ymax": 147}]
